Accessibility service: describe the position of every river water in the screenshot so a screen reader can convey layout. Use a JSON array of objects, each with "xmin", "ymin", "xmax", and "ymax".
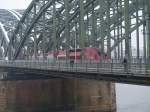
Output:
[{"xmin": 116, "ymin": 83, "xmax": 150, "ymax": 112}]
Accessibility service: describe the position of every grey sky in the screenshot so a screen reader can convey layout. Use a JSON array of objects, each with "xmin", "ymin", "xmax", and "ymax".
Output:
[{"xmin": 0, "ymin": 0, "xmax": 32, "ymax": 9}]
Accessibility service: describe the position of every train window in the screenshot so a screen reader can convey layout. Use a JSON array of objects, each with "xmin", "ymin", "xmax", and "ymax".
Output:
[{"xmin": 69, "ymin": 49, "xmax": 82, "ymax": 52}]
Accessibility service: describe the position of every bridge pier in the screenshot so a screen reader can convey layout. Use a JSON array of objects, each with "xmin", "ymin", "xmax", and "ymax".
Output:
[{"xmin": 0, "ymin": 78, "xmax": 116, "ymax": 112}]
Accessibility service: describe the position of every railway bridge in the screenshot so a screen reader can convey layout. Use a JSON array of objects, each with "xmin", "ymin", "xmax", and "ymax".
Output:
[{"xmin": 0, "ymin": 0, "xmax": 150, "ymax": 86}]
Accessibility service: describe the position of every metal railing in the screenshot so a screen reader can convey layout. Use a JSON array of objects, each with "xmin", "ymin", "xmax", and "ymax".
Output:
[{"xmin": 0, "ymin": 59, "xmax": 149, "ymax": 76}]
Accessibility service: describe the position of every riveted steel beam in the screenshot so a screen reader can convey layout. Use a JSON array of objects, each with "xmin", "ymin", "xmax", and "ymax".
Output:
[
  {"xmin": 124, "ymin": 0, "xmax": 131, "ymax": 59},
  {"xmin": 79, "ymin": 0, "xmax": 85, "ymax": 48},
  {"xmin": 145, "ymin": 0, "xmax": 150, "ymax": 59},
  {"xmin": 5, "ymin": 0, "xmax": 147, "ymax": 60},
  {"xmin": 52, "ymin": 1, "xmax": 57, "ymax": 51}
]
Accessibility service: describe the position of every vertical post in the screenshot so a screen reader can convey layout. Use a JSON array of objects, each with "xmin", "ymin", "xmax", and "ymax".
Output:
[
  {"xmin": 26, "ymin": 47, "xmax": 30, "ymax": 60},
  {"xmin": 107, "ymin": 0, "xmax": 111, "ymax": 57},
  {"xmin": 111, "ymin": 59, "xmax": 113, "ymax": 72},
  {"xmin": 117, "ymin": 0, "xmax": 120, "ymax": 59},
  {"xmin": 86, "ymin": 11, "xmax": 90, "ymax": 45},
  {"xmin": 136, "ymin": 0, "xmax": 140, "ymax": 59},
  {"xmin": 113, "ymin": 6, "xmax": 117, "ymax": 59},
  {"xmin": 145, "ymin": 0, "xmax": 150, "ymax": 59},
  {"xmin": 74, "ymin": 20, "xmax": 77, "ymax": 63},
  {"xmin": 53, "ymin": 2, "xmax": 57, "ymax": 51},
  {"xmin": 75, "ymin": 19, "xmax": 78, "ymax": 63},
  {"xmin": 79, "ymin": 0, "xmax": 85, "ymax": 48},
  {"xmin": 144, "ymin": 0, "xmax": 150, "ymax": 73},
  {"xmin": 124, "ymin": 0, "xmax": 131, "ymax": 60},
  {"xmin": 120, "ymin": 0, "xmax": 123, "ymax": 59},
  {"xmin": 8, "ymin": 41, "xmax": 12, "ymax": 60},
  {"xmin": 142, "ymin": 0, "xmax": 146, "ymax": 61},
  {"xmin": 91, "ymin": 2, "xmax": 97, "ymax": 47},
  {"xmin": 64, "ymin": 0, "xmax": 70, "ymax": 58},
  {"xmin": 139, "ymin": 58, "xmax": 142, "ymax": 73},
  {"xmin": 99, "ymin": 0, "xmax": 105, "ymax": 56},
  {"xmin": 42, "ymin": 0, "xmax": 46, "ymax": 59},
  {"xmin": 33, "ymin": 3, "xmax": 37, "ymax": 59},
  {"xmin": 124, "ymin": 0, "xmax": 131, "ymax": 73}
]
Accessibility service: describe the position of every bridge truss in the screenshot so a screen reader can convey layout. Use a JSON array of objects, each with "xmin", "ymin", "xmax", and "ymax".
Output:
[
  {"xmin": 2, "ymin": 0, "xmax": 150, "ymax": 61},
  {"xmin": 0, "ymin": 9, "xmax": 23, "ymax": 58}
]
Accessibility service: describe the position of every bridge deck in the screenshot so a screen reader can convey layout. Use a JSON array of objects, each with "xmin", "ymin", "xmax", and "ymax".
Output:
[{"xmin": 0, "ymin": 59, "xmax": 150, "ymax": 85}]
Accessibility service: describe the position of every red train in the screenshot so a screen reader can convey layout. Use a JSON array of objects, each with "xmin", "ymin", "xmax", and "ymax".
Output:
[{"xmin": 47, "ymin": 47, "xmax": 110, "ymax": 61}]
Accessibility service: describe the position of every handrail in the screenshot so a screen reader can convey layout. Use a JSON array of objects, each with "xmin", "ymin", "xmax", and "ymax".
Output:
[{"xmin": 0, "ymin": 59, "xmax": 149, "ymax": 76}]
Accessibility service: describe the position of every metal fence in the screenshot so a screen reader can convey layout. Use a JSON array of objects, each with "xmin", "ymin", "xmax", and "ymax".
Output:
[{"xmin": 0, "ymin": 59, "xmax": 149, "ymax": 76}]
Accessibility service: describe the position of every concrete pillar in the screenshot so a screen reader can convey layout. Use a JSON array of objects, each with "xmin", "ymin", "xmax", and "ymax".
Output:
[{"xmin": 1, "ymin": 79, "xmax": 116, "ymax": 112}]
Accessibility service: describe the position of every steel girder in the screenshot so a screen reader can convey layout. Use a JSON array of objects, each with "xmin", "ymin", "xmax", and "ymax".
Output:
[
  {"xmin": 0, "ymin": 9, "xmax": 23, "ymax": 59},
  {"xmin": 6, "ymin": 0, "xmax": 149, "ymax": 60}
]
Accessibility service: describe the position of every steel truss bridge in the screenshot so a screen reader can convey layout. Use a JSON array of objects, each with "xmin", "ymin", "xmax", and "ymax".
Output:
[{"xmin": 0, "ymin": 0, "xmax": 150, "ymax": 85}]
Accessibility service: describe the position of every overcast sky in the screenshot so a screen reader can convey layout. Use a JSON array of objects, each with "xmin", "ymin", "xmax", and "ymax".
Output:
[{"xmin": 0, "ymin": 0, "xmax": 32, "ymax": 9}]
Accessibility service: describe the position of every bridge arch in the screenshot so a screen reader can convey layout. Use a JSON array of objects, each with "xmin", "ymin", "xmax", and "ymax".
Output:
[
  {"xmin": 6, "ymin": 0, "xmax": 147, "ymax": 60},
  {"xmin": 0, "ymin": 9, "xmax": 23, "ymax": 58},
  {"xmin": 6, "ymin": 9, "xmax": 21, "ymax": 21}
]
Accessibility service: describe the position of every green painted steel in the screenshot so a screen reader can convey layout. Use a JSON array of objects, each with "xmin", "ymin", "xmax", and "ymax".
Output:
[{"xmin": 0, "ymin": 0, "xmax": 147, "ymax": 61}]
